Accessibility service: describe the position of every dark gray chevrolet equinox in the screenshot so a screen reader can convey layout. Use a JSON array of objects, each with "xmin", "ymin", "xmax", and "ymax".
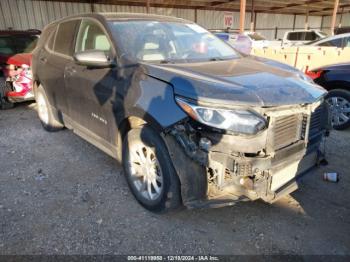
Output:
[{"xmin": 32, "ymin": 13, "xmax": 330, "ymax": 212}]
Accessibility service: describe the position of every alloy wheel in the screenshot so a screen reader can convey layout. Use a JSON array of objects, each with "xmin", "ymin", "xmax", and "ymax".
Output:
[
  {"xmin": 327, "ymin": 96, "xmax": 350, "ymax": 127},
  {"xmin": 127, "ymin": 143, "xmax": 163, "ymax": 201}
]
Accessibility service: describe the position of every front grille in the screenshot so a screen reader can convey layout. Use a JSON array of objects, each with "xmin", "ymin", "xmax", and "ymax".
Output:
[
  {"xmin": 273, "ymin": 114, "xmax": 301, "ymax": 151},
  {"xmin": 236, "ymin": 163, "xmax": 252, "ymax": 177},
  {"xmin": 272, "ymin": 102, "xmax": 328, "ymax": 151}
]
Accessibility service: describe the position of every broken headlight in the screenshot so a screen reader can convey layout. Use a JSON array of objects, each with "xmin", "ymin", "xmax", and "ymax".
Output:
[{"xmin": 176, "ymin": 97, "xmax": 266, "ymax": 135}]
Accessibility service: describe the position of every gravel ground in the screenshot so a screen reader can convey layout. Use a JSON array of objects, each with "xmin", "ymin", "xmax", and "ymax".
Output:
[{"xmin": 0, "ymin": 102, "xmax": 349, "ymax": 255}]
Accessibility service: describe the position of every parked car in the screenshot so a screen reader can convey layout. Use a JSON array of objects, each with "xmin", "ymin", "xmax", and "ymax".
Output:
[
  {"xmin": 282, "ymin": 29, "xmax": 327, "ymax": 46},
  {"xmin": 305, "ymin": 33, "xmax": 350, "ymax": 48},
  {"xmin": 334, "ymin": 26, "xmax": 350, "ymax": 35},
  {"xmin": 306, "ymin": 63, "xmax": 350, "ymax": 130},
  {"xmin": 212, "ymin": 30, "xmax": 252, "ymax": 54},
  {"xmin": 0, "ymin": 29, "xmax": 40, "ymax": 109},
  {"xmin": 212, "ymin": 30, "xmax": 279, "ymax": 54},
  {"xmin": 33, "ymin": 13, "xmax": 330, "ymax": 212}
]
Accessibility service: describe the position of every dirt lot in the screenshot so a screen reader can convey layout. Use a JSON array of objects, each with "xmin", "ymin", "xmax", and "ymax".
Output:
[{"xmin": 0, "ymin": 102, "xmax": 349, "ymax": 255}]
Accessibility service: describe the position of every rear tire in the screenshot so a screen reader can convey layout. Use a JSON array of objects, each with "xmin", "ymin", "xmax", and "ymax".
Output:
[
  {"xmin": 0, "ymin": 79, "xmax": 14, "ymax": 110},
  {"xmin": 326, "ymin": 89, "xmax": 350, "ymax": 130},
  {"xmin": 122, "ymin": 126, "xmax": 181, "ymax": 213},
  {"xmin": 36, "ymin": 85, "xmax": 64, "ymax": 131}
]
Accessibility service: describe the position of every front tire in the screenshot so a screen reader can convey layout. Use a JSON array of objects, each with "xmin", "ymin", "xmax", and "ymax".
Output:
[
  {"xmin": 36, "ymin": 85, "xmax": 64, "ymax": 131},
  {"xmin": 122, "ymin": 126, "xmax": 181, "ymax": 213},
  {"xmin": 326, "ymin": 89, "xmax": 350, "ymax": 130}
]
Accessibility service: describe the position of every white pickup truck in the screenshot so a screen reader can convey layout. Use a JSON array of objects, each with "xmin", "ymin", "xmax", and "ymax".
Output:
[{"xmin": 281, "ymin": 30, "xmax": 328, "ymax": 46}]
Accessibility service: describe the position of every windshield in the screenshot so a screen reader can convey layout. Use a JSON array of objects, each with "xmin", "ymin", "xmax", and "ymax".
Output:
[
  {"xmin": 247, "ymin": 33, "xmax": 266, "ymax": 41},
  {"xmin": 109, "ymin": 21, "xmax": 239, "ymax": 63},
  {"xmin": 0, "ymin": 35, "xmax": 38, "ymax": 55}
]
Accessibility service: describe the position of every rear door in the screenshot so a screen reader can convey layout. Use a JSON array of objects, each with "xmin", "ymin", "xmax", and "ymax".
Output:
[
  {"xmin": 64, "ymin": 18, "xmax": 116, "ymax": 141},
  {"xmin": 38, "ymin": 19, "xmax": 80, "ymax": 115}
]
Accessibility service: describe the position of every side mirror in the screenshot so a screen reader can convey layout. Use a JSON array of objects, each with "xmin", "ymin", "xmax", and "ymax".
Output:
[{"xmin": 74, "ymin": 50, "xmax": 115, "ymax": 68}]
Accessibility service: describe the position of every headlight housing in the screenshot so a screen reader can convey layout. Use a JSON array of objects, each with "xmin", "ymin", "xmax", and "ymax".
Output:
[{"xmin": 176, "ymin": 97, "xmax": 266, "ymax": 135}]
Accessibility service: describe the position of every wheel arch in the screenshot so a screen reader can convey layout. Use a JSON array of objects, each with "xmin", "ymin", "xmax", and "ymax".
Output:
[
  {"xmin": 322, "ymin": 80, "xmax": 350, "ymax": 92},
  {"xmin": 115, "ymin": 114, "xmax": 162, "ymax": 163}
]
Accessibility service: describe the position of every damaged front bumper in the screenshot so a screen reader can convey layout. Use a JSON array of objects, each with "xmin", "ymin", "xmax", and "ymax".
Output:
[{"xmin": 164, "ymin": 100, "xmax": 330, "ymax": 209}]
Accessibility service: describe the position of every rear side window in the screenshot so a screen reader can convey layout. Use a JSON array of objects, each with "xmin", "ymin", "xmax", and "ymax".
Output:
[
  {"xmin": 54, "ymin": 20, "xmax": 80, "ymax": 56},
  {"xmin": 287, "ymin": 32, "xmax": 300, "ymax": 41},
  {"xmin": 75, "ymin": 19, "xmax": 111, "ymax": 52}
]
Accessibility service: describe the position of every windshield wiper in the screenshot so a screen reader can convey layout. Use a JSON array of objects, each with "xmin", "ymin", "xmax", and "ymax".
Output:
[
  {"xmin": 209, "ymin": 57, "xmax": 225, "ymax": 61},
  {"xmin": 159, "ymin": 59, "xmax": 174, "ymax": 64}
]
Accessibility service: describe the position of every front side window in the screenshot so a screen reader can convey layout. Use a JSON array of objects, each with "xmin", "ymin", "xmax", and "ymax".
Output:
[
  {"xmin": 304, "ymin": 32, "xmax": 317, "ymax": 41},
  {"xmin": 54, "ymin": 20, "xmax": 80, "ymax": 56},
  {"xmin": 109, "ymin": 21, "xmax": 239, "ymax": 63},
  {"xmin": 75, "ymin": 20, "xmax": 111, "ymax": 53}
]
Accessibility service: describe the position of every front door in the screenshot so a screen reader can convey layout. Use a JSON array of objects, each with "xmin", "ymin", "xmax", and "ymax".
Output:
[{"xmin": 64, "ymin": 18, "xmax": 116, "ymax": 142}]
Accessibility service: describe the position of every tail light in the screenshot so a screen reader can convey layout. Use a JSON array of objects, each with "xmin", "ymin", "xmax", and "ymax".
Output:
[{"xmin": 305, "ymin": 69, "xmax": 323, "ymax": 80}]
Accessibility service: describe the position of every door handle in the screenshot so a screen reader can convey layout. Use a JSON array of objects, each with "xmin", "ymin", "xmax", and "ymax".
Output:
[
  {"xmin": 66, "ymin": 66, "xmax": 77, "ymax": 74},
  {"xmin": 39, "ymin": 56, "xmax": 47, "ymax": 63},
  {"xmin": 65, "ymin": 66, "xmax": 76, "ymax": 77}
]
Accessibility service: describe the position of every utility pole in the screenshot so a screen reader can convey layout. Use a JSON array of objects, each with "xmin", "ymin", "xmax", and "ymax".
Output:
[
  {"xmin": 240, "ymin": 0, "xmax": 247, "ymax": 33},
  {"xmin": 331, "ymin": 0, "xmax": 339, "ymax": 35}
]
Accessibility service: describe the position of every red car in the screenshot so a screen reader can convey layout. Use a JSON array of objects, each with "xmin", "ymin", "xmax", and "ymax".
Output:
[{"xmin": 0, "ymin": 29, "xmax": 40, "ymax": 109}]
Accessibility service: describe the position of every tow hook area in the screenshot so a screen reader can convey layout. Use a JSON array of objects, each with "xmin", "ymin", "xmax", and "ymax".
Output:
[{"xmin": 169, "ymin": 123, "xmax": 209, "ymax": 166}]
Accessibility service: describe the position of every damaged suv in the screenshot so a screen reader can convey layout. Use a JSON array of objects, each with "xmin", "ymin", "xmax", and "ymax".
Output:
[{"xmin": 32, "ymin": 13, "xmax": 330, "ymax": 212}]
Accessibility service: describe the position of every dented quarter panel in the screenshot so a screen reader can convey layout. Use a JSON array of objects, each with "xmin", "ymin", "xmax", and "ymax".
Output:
[{"xmin": 119, "ymin": 66, "xmax": 188, "ymax": 130}]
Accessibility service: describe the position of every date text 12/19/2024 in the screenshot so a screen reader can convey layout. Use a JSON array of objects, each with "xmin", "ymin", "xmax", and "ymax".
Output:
[{"xmin": 127, "ymin": 255, "xmax": 219, "ymax": 261}]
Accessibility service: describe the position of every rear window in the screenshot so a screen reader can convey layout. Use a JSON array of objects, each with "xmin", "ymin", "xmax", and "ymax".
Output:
[
  {"xmin": 215, "ymin": 33, "xmax": 229, "ymax": 41},
  {"xmin": 287, "ymin": 31, "xmax": 318, "ymax": 41},
  {"xmin": 14, "ymin": 36, "xmax": 38, "ymax": 53},
  {"xmin": 54, "ymin": 20, "xmax": 80, "ymax": 56},
  {"xmin": 247, "ymin": 33, "xmax": 266, "ymax": 41},
  {"xmin": 0, "ymin": 36, "xmax": 14, "ymax": 55},
  {"xmin": 0, "ymin": 35, "xmax": 38, "ymax": 55}
]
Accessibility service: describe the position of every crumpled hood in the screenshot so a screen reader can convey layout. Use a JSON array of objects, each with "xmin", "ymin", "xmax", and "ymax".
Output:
[{"xmin": 141, "ymin": 56, "xmax": 326, "ymax": 107}]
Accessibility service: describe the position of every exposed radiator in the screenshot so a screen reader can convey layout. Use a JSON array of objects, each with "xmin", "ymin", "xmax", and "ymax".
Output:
[{"xmin": 273, "ymin": 114, "xmax": 302, "ymax": 151}]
